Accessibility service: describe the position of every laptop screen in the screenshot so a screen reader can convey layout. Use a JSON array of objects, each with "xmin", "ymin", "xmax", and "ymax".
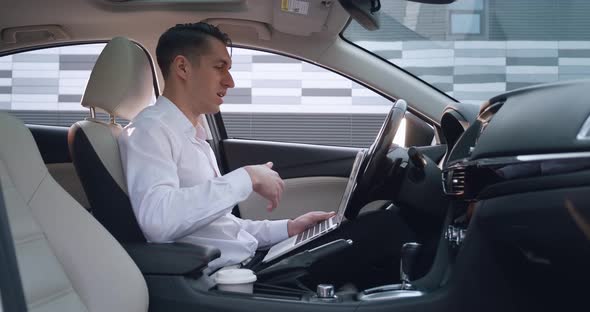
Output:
[
  {"xmin": 335, "ymin": 149, "xmax": 366, "ymax": 222},
  {"xmin": 261, "ymin": 149, "xmax": 368, "ymax": 263}
]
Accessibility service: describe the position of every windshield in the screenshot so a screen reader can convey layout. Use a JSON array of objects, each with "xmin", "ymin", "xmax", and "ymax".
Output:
[{"xmin": 343, "ymin": 0, "xmax": 590, "ymax": 105}]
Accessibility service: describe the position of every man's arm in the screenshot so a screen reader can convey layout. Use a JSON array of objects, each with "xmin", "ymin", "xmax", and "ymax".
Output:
[
  {"xmin": 233, "ymin": 217, "xmax": 289, "ymax": 248},
  {"xmin": 235, "ymin": 211, "xmax": 336, "ymax": 248},
  {"xmin": 120, "ymin": 122, "xmax": 252, "ymax": 243},
  {"xmin": 244, "ymin": 162, "xmax": 284, "ymax": 211}
]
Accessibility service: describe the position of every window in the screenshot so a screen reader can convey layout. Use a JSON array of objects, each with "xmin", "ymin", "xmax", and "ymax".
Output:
[
  {"xmin": 450, "ymin": 13, "xmax": 481, "ymax": 35},
  {"xmin": 221, "ymin": 48, "xmax": 403, "ymax": 148},
  {"xmin": 343, "ymin": 0, "xmax": 590, "ymax": 105},
  {"xmin": 0, "ymin": 43, "xmax": 108, "ymax": 126},
  {"xmin": 449, "ymin": 0, "xmax": 485, "ymax": 35}
]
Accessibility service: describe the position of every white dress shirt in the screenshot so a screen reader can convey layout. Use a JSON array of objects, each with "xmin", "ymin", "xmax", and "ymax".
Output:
[{"xmin": 119, "ymin": 96, "xmax": 289, "ymax": 269}]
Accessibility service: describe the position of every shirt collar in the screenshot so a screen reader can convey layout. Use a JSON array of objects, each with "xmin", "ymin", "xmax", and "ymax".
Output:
[
  {"xmin": 156, "ymin": 96, "xmax": 202, "ymax": 139},
  {"xmin": 195, "ymin": 119, "xmax": 208, "ymax": 141}
]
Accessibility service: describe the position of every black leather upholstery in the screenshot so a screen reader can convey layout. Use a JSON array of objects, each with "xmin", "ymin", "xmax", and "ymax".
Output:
[{"xmin": 123, "ymin": 242, "xmax": 221, "ymax": 275}]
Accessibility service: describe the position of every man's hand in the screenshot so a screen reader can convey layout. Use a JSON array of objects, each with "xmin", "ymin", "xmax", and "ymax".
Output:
[
  {"xmin": 287, "ymin": 211, "xmax": 336, "ymax": 237},
  {"xmin": 244, "ymin": 162, "xmax": 285, "ymax": 211}
]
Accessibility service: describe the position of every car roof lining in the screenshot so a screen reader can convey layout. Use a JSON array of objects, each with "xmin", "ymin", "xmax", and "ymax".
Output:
[{"xmin": 0, "ymin": 0, "xmax": 345, "ymax": 52}]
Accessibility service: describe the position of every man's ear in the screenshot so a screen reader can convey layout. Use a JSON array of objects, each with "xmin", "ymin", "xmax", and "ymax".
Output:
[{"xmin": 172, "ymin": 55, "xmax": 190, "ymax": 80}]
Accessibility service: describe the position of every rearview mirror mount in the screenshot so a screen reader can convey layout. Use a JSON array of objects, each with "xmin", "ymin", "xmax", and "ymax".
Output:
[
  {"xmin": 339, "ymin": 0, "xmax": 455, "ymax": 31},
  {"xmin": 338, "ymin": 0, "xmax": 381, "ymax": 31}
]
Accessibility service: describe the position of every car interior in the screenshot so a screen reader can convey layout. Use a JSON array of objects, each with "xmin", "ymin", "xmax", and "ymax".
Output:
[{"xmin": 1, "ymin": 0, "xmax": 590, "ymax": 311}]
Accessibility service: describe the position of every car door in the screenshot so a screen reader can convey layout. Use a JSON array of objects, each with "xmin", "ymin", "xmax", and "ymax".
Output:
[{"xmin": 210, "ymin": 47, "xmax": 441, "ymax": 221}]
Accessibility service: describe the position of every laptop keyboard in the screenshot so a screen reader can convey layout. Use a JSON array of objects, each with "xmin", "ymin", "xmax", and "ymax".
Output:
[{"xmin": 295, "ymin": 217, "xmax": 333, "ymax": 245}]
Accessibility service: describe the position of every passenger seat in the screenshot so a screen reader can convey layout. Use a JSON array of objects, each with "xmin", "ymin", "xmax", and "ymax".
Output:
[
  {"xmin": 68, "ymin": 37, "xmax": 155, "ymax": 243},
  {"xmin": 0, "ymin": 112, "xmax": 148, "ymax": 311}
]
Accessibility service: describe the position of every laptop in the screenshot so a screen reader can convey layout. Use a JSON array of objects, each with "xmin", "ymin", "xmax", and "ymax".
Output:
[{"xmin": 262, "ymin": 149, "xmax": 366, "ymax": 263}]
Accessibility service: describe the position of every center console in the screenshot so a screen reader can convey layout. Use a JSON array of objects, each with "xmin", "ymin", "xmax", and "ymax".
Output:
[{"xmin": 194, "ymin": 239, "xmax": 432, "ymax": 305}]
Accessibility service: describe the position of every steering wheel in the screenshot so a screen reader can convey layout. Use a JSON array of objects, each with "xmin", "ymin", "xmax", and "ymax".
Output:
[{"xmin": 345, "ymin": 99, "xmax": 407, "ymax": 220}]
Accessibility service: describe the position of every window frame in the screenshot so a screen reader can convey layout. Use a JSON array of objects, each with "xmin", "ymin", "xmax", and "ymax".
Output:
[
  {"xmin": 0, "ymin": 40, "xmax": 160, "ymax": 126},
  {"xmin": 214, "ymin": 44, "xmax": 440, "ymax": 147},
  {"xmin": 340, "ymin": 20, "xmax": 459, "ymax": 108}
]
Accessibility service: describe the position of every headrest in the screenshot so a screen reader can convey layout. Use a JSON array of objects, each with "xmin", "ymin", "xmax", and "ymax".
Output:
[{"xmin": 81, "ymin": 37, "xmax": 155, "ymax": 120}]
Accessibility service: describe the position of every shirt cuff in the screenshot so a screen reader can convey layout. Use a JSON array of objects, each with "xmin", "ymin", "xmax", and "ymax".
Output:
[
  {"xmin": 269, "ymin": 219, "xmax": 290, "ymax": 244},
  {"xmin": 224, "ymin": 167, "xmax": 253, "ymax": 200}
]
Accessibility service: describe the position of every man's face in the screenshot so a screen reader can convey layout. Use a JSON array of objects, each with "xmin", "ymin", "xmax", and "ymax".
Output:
[{"xmin": 186, "ymin": 37, "xmax": 234, "ymax": 114}]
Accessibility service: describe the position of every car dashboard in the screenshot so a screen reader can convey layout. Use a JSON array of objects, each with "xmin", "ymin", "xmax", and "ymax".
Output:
[
  {"xmin": 433, "ymin": 80, "xmax": 590, "ymax": 309},
  {"xmin": 442, "ymin": 79, "xmax": 590, "ymax": 201}
]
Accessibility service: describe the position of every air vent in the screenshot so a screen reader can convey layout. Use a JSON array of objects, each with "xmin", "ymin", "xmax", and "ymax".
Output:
[{"xmin": 443, "ymin": 167, "xmax": 466, "ymax": 196}]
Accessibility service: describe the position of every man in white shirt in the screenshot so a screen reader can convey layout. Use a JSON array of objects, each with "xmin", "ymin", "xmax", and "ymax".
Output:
[{"xmin": 119, "ymin": 23, "xmax": 335, "ymax": 270}]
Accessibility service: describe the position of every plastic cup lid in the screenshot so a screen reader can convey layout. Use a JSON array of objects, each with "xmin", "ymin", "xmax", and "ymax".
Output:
[{"xmin": 215, "ymin": 268, "xmax": 257, "ymax": 284}]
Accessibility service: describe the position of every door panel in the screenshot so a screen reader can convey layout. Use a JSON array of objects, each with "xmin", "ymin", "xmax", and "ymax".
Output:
[
  {"xmin": 222, "ymin": 139, "xmax": 359, "ymax": 178},
  {"xmin": 239, "ymin": 176, "xmax": 347, "ymax": 220},
  {"xmin": 222, "ymin": 139, "xmax": 359, "ymax": 219}
]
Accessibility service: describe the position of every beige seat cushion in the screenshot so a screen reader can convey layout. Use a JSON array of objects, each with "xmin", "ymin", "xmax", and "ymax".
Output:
[{"xmin": 0, "ymin": 112, "xmax": 148, "ymax": 312}]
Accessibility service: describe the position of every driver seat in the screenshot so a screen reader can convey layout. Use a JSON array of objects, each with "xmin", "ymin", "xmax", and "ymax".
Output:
[{"xmin": 68, "ymin": 37, "xmax": 155, "ymax": 243}]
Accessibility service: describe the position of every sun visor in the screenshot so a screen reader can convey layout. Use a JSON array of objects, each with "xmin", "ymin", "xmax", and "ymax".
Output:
[
  {"xmin": 271, "ymin": 0, "xmax": 333, "ymax": 36},
  {"xmin": 205, "ymin": 19, "xmax": 271, "ymax": 41}
]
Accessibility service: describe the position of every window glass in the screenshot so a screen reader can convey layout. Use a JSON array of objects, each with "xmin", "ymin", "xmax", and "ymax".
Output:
[
  {"xmin": 450, "ymin": 14, "xmax": 481, "ymax": 35},
  {"xmin": 449, "ymin": 0, "xmax": 484, "ymax": 10},
  {"xmin": 221, "ymin": 48, "xmax": 404, "ymax": 148},
  {"xmin": 343, "ymin": 0, "xmax": 590, "ymax": 105},
  {"xmin": 0, "ymin": 43, "xmax": 109, "ymax": 126}
]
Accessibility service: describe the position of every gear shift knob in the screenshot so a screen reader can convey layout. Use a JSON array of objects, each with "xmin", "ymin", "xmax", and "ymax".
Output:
[{"xmin": 400, "ymin": 242, "xmax": 421, "ymax": 289}]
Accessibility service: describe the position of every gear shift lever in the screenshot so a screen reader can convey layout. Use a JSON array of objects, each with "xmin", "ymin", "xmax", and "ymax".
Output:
[
  {"xmin": 400, "ymin": 242, "xmax": 421, "ymax": 290},
  {"xmin": 358, "ymin": 242, "xmax": 425, "ymax": 301}
]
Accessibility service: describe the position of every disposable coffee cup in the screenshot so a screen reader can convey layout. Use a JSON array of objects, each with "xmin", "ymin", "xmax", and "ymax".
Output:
[{"xmin": 215, "ymin": 268, "xmax": 257, "ymax": 294}]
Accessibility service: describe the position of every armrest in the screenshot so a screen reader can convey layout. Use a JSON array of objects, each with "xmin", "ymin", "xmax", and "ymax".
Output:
[{"xmin": 123, "ymin": 242, "xmax": 220, "ymax": 275}]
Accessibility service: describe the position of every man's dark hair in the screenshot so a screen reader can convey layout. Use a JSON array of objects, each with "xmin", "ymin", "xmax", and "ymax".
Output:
[{"xmin": 156, "ymin": 22, "xmax": 231, "ymax": 79}]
